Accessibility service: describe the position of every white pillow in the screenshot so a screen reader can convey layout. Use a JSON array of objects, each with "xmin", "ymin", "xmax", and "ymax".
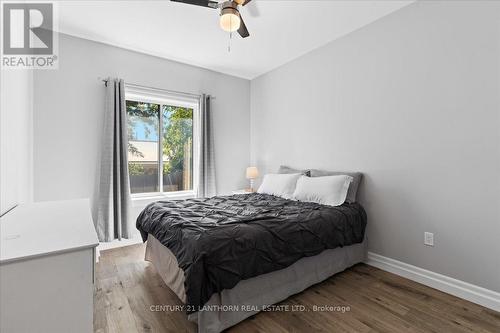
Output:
[
  {"xmin": 257, "ymin": 173, "xmax": 302, "ymax": 199},
  {"xmin": 292, "ymin": 175, "xmax": 353, "ymax": 206}
]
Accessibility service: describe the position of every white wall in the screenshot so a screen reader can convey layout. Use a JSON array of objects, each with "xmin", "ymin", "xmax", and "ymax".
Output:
[
  {"xmin": 0, "ymin": 69, "xmax": 33, "ymax": 215},
  {"xmin": 33, "ymin": 33, "xmax": 250, "ymax": 209},
  {"xmin": 251, "ymin": 1, "xmax": 500, "ymax": 292}
]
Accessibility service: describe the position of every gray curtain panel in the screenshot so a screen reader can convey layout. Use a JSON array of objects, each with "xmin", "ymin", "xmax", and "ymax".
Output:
[
  {"xmin": 198, "ymin": 94, "xmax": 216, "ymax": 197},
  {"xmin": 92, "ymin": 78, "xmax": 132, "ymax": 242}
]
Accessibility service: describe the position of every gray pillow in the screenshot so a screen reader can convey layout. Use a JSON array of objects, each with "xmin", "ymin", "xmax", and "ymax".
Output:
[
  {"xmin": 309, "ymin": 169, "xmax": 363, "ymax": 203},
  {"xmin": 278, "ymin": 165, "xmax": 311, "ymax": 177}
]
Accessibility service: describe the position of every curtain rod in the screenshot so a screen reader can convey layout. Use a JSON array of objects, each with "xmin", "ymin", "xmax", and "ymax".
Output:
[{"xmin": 99, "ymin": 77, "xmax": 215, "ymax": 100}]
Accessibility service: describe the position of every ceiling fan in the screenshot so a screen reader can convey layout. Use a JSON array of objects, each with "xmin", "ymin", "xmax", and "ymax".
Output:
[{"xmin": 171, "ymin": 0, "xmax": 253, "ymax": 38}]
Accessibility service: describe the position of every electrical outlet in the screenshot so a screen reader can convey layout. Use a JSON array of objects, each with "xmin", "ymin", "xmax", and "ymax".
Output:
[{"xmin": 424, "ymin": 232, "xmax": 434, "ymax": 246}]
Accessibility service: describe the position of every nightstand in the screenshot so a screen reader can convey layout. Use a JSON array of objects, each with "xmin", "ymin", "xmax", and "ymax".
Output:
[{"xmin": 232, "ymin": 189, "xmax": 253, "ymax": 195}]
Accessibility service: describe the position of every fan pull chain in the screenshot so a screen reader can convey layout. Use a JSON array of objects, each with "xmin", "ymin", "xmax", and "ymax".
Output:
[{"xmin": 227, "ymin": 13, "xmax": 233, "ymax": 53}]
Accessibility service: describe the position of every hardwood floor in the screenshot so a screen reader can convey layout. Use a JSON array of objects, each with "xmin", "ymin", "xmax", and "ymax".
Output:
[{"xmin": 94, "ymin": 244, "xmax": 500, "ymax": 333}]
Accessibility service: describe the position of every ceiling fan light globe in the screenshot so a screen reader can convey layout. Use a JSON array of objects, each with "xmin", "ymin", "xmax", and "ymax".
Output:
[{"xmin": 220, "ymin": 11, "xmax": 241, "ymax": 32}]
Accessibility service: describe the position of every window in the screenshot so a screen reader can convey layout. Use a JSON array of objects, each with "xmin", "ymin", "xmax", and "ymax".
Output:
[{"xmin": 126, "ymin": 86, "xmax": 198, "ymax": 196}]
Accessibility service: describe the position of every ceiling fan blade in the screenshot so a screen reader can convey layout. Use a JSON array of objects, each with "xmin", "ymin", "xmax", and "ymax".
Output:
[
  {"xmin": 237, "ymin": 16, "xmax": 250, "ymax": 38},
  {"xmin": 241, "ymin": 0, "xmax": 253, "ymax": 6},
  {"xmin": 170, "ymin": 0, "xmax": 218, "ymax": 9}
]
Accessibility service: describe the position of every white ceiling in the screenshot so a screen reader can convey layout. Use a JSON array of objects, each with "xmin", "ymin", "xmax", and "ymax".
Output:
[{"xmin": 57, "ymin": 0, "xmax": 413, "ymax": 79}]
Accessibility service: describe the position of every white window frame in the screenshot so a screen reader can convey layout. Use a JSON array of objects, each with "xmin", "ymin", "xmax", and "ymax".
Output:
[{"xmin": 125, "ymin": 84, "xmax": 200, "ymax": 199}]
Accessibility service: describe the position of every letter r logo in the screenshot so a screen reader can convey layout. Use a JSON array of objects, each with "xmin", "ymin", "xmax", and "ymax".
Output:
[{"xmin": 3, "ymin": 3, "xmax": 53, "ymax": 55}]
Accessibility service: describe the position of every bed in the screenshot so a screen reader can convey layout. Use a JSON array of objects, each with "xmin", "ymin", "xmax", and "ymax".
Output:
[{"xmin": 136, "ymin": 192, "xmax": 367, "ymax": 333}]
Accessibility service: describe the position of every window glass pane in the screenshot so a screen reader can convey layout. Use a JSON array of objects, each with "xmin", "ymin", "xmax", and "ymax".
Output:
[
  {"xmin": 126, "ymin": 100, "xmax": 160, "ymax": 194},
  {"xmin": 162, "ymin": 105, "xmax": 193, "ymax": 192}
]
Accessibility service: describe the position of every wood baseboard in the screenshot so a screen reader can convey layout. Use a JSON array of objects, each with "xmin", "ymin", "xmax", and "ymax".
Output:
[{"xmin": 366, "ymin": 252, "xmax": 500, "ymax": 312}]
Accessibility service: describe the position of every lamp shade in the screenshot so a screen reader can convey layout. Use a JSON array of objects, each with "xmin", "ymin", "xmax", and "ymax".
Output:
[{"xmin": 246, "ymin": 167, "xmax": 259, "ymax": 179}]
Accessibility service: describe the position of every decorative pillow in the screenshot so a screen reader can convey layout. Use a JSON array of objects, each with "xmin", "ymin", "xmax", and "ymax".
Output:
[
  {"xmin": 257, "ymin": 173, "xmax": 302, "ymax": 199},
  {"xmin": 292, "ymin": 175, "xmax": 353, "ymax": 207},
  {"xmin": 277, "ymin": 165, "xmax": 311, "ymax": 177},
  {"xmin": 309, "ymin": 169, "xmax": 362, "ymax": 203}
]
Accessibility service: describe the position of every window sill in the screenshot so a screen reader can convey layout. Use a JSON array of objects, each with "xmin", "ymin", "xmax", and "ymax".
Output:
[{"xmin": 131, "ymin": 191, "xmax": 195, "ymax": 206}]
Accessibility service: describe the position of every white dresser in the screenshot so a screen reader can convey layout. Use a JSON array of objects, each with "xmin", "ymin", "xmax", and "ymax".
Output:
[{"xmin": 0, "ymin": 199, "xmax": 99, "ymax": 333}]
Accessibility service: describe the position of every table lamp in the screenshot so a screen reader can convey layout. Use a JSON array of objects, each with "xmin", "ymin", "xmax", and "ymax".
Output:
[{"xmin": 246, "ymin": 167, "xmax": 259, "ymax": 192}]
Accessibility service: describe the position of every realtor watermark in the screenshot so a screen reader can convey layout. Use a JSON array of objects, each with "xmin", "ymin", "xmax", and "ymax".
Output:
[{"xmin": 1, "ymin": 1, "xmax": 58, "ymax": 69}]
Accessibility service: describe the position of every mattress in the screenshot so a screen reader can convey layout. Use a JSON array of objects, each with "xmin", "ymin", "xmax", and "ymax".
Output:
[{"xmin": 145, "ymin": 233, "xmax": 367, "ymax": 333}]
